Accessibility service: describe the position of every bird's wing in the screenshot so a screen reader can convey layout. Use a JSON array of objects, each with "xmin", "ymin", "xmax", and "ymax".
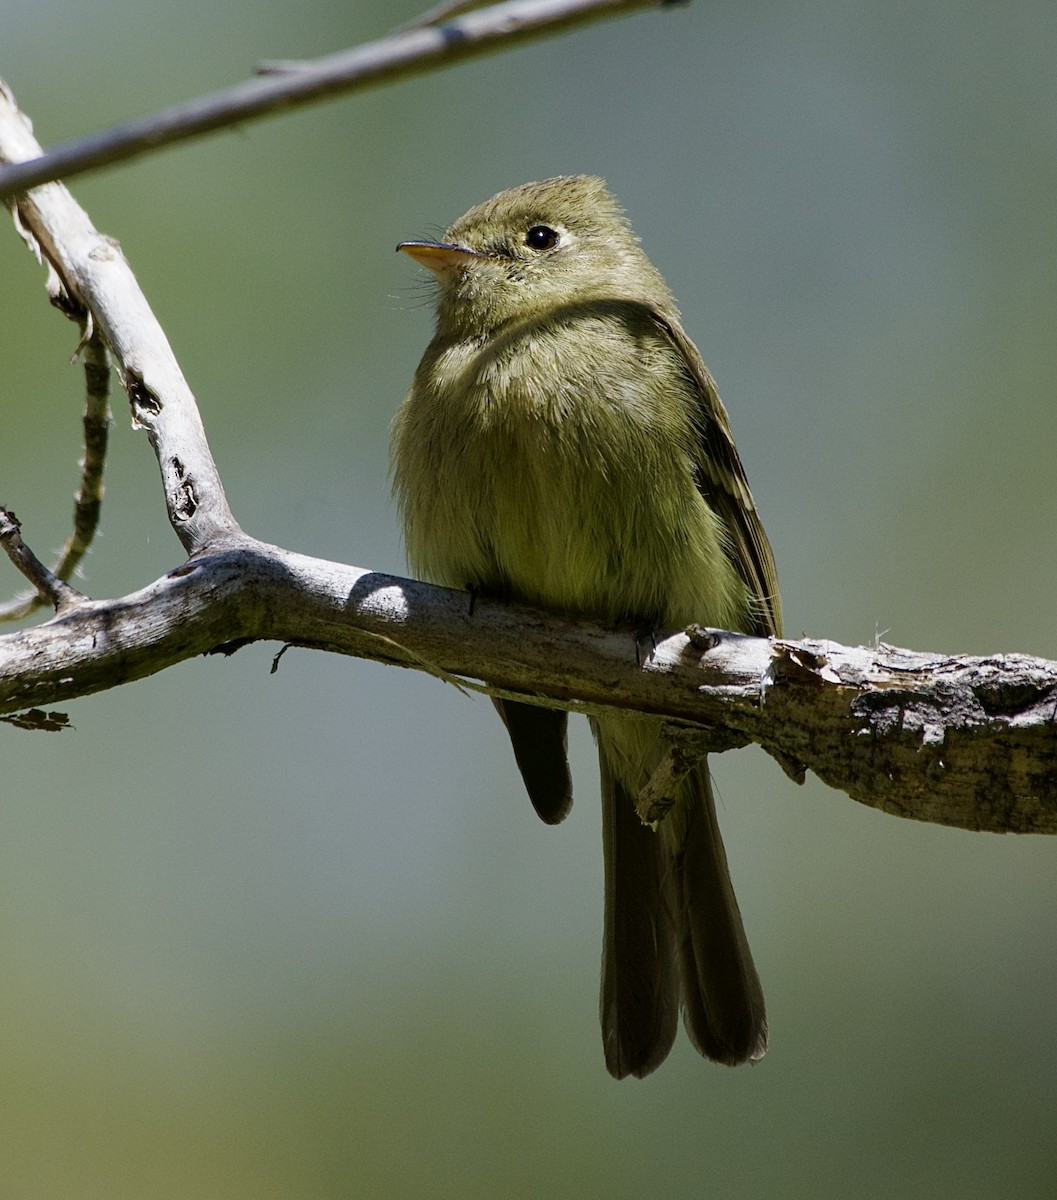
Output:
[{"xmin": 651, "ymin": 312, "xmax": 782, "ymax": 639}]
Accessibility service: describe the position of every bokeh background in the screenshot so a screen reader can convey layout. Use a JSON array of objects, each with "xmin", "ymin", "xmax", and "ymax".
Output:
[{"xmin": 2, "ymin": 2, "xmax": 1055, "ymax": 1196}]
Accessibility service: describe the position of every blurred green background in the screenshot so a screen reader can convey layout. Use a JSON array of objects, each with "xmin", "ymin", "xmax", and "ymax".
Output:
[{"xmin": 2, "ymin": 1, "xmax": 1055, "ymax": 1196}]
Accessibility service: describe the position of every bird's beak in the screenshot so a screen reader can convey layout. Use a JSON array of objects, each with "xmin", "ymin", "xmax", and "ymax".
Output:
[{"xmin": 397, "ymin": 240, "xmax": 485, "ymax": 273}]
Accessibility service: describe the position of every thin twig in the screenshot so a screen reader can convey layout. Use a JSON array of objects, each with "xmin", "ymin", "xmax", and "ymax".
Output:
[
  {"xmin": 0, "ymin": 0, "xmax": 661, "ymax": 199},
  {"xmin": 63, "ymin": 329, "xmax": 110, "ymax": 576},
  {"xmin": 0, "ymin": 508, "xmax": 85, "ymax": 613},
  {"xmin": 0, "ymin": 327, "xmax": 110, "ymax": 623},
  {"xmin": 268, "ymin": 1, "xmax": 512, "ymax": 59}
]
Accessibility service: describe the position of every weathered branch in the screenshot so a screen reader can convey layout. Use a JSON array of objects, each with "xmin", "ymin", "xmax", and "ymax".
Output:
[
  {"xmin": 0, "ymin": 81, "xmax": 242, "ymax": 554},
  {"xmin": 1, "ymin": 75, "xmax": 1054, "ymax": 838},
  {"xmin": 0, "ymin": 539, "xmax": 1053, "ymax": 834},
  {"xmin": 0, "ymin": 0, "xmax": 662, "ymax": 199}
]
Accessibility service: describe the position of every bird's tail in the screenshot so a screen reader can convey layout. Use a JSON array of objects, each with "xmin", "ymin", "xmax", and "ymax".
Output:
[{"xmin": 599, "ymin": 744, "xmax": 766, "ymax": 1077}]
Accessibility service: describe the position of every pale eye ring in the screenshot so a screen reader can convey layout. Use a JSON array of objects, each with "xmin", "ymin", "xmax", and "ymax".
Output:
[{"xmin": 524, "ymin": 225, "xmax": 560, "ymax": 251}]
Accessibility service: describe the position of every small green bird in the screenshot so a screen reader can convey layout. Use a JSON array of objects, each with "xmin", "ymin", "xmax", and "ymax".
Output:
[{"xmin": 392, "ymin": 176, "xmax": 781, "ymax": 1078}]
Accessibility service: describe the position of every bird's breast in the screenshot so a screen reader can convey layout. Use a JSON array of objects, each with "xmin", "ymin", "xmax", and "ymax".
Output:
[{"xmin": 393, "ymin": 323, "xmax": 748, "ymax": 630}]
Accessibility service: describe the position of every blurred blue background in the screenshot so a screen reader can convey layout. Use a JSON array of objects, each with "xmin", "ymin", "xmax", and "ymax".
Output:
[{"xmin": 1, "ymin": 1, "xmax": 1055, "ymax": 1196}]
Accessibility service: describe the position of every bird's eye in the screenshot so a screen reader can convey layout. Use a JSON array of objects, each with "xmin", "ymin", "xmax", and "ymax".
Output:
[{"xmin": 524, "ymin": 225, "xmax": 560, "ymax": 251}]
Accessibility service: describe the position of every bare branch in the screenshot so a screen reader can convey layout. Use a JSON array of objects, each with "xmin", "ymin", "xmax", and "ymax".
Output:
[
  {"xmin": 0, "ymin": 84, "xmax": 243, "ymax": 555},
  {"xmin": 0, "ymin": 0, "xmax": 663, "ymax": 199},
  {"xmin": 0, "ymin": 544, "xmax": 1053, "ymax": 834},
  {"xmin": 0, "ymin": 508, "xmax": 85, "ymax": 613}
]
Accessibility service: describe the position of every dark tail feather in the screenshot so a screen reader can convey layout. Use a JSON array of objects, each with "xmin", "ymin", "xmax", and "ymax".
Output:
[
  {"xmin": 670, "ymin": 766, "xmax": 767, "ymax": 1066},
  {"xmin": 599, "ymin": 754, "xmax": 678, "ymax": 1079},
  {"xmin": 494, "ymin": 698, "xmax": 573, "ymax": 825}
]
